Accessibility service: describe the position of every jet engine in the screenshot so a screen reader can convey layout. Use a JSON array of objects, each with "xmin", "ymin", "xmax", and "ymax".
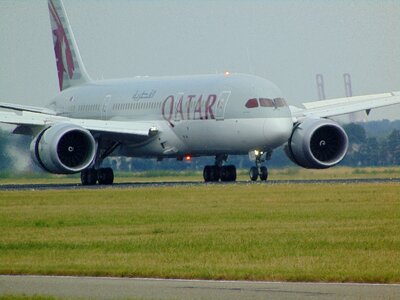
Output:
[
  {"xmin": 30, "ymin": 123, "xmax": 96, "ymax": 174},
  {"xmin": 284, "ymin": 118, "xmax": 348, "ymax": 169}
]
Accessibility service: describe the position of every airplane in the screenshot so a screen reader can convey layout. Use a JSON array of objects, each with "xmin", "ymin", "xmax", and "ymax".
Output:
[{"xmin": 0, "ymin": 0, "xmax": 399, "ymax": 185}]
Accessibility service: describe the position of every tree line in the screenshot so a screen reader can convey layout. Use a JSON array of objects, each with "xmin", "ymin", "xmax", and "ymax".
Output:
[{"xmin": 341, "ymin": 123, "xmax": 400, "ymax": 166}]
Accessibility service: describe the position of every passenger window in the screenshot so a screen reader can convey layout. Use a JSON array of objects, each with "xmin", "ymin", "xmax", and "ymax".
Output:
[
  {"xmin": 259, "ymin": 98, "xmax": 274, "ymax": 107},
  {"xmin": 245, "ymin": 98, "xmax": 259, "ymax": 108}
]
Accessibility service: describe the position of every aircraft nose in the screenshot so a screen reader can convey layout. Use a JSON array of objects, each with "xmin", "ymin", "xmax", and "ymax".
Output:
[{"xmin": 263, "ymin": 118, "xmax": 292, "ymax": 148}]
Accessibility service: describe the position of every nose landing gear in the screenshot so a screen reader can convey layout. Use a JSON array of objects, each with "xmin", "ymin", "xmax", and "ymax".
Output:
[
  {"xmin": 249, "ymin": 166, "xmax": 268, "ymax": 181},
  {"xmin": 248, "ymin": 150, "xmax": 271, "ymax": 182}
]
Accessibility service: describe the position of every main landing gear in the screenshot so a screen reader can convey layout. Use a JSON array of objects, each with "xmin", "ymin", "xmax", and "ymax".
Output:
[
  {"xmin": 203, "ymin": 155, "xmax": 237, "ymax": 182},
  {"xmin": 248, "ymin": 150, "xmax": 270, "ymax": 182},
  {"xmin": 80, "ymin": 140, "xmax": 120, "ymax": 186},
  {"xmin": 81, "ymin": 168, "xmax": 114, "ymax": 185}
]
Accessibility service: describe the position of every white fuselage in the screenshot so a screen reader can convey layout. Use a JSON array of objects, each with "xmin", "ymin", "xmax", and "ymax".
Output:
[{"xmin": 50, "ymin": 73, "xmax": 294, "ymax": 158}]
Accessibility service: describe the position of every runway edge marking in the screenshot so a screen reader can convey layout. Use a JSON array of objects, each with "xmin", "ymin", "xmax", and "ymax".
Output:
[{"xmin": 1, "ymin": 275, "xmax": 400, "ymax": 287}]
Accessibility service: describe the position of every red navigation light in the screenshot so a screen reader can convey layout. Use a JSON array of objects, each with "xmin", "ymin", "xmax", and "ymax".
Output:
[{"xmin": 185, "ymin": 155, "xmax": 192, "ymax": 161}]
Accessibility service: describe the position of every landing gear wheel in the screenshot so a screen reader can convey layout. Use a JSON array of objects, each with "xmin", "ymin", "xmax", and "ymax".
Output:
[
  {"xmin": 81, "ymin": 169, "xmax": 98, "ymax": 186},
  {"xmin": 228, "ymin": 165, "xmax": 237, "ymax": 182},
  {"xmin": 97, "ymin": 168, "xmax": 114, "ymax": 185},
  {"xmin": 203, "ymin": 154, "xmax": 237, "ymax": 183},
  {"xmin": 259, "ymin": 166, "xmax": 268, "ymax": 181},
  {"xmin": 203, "ymin": 165, "xmax": 221, "ymax": 182},
  {"xmin": 209, "ymin": 166, "xmax": 220, "ymax": 182},
  {"xmin": 249, "ymin": 166, "xmax": 259, "ymax": 181},
  {"xmin": 203, "ymin": 166, "xmax": 211, "ymax": 182},
  {"xmin": 220, "ymin": 165, "xmax": 237, "ymax": 182}
]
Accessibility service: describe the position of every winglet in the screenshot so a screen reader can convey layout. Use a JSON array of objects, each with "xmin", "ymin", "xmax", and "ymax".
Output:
[{"xmin": 48, "ymin": 0, "xmax": 91, "ymax": 91}]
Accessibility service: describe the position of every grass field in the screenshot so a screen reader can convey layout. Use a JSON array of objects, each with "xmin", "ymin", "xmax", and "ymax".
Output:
[
  {"xmin": 0, "ymin": 296, "xmax": 57, "ymax": 300},
  {"xmin": 0, "ymin": 182, "xmax": 399, "ymax": 283}
]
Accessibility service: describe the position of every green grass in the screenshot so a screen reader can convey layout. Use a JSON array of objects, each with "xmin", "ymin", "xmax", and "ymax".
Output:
[
  {"xmin": 0, "ymin": 296, "xmax": 146, "ymax": 300},
  {"xmin": 0, "ymin": 296, "xmax": 57, "ymax": 300},
  {"xmin": 0, "ymin": 183, "xmax": 399, "ymax": 283}
]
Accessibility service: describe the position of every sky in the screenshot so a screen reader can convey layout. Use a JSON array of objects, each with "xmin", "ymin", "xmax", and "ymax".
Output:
[{"xmin": 0, "ymin": 0, "xmax": 399, "ymax": 120}]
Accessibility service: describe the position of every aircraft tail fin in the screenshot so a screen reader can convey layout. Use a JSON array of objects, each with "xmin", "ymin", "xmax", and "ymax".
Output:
[{"xmin": 48, "ymin": 0, "xmax": 91, "ymax": 91}]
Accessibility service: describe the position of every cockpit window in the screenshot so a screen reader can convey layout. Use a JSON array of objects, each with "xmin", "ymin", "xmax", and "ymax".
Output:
[
  {"xmin": 259, "ymin": 98, "xmax": 274, "ymax": 107},
  {"xmin": 245, "ymin": 98, "xmax": 259, "ymax": 108},
  {"xmin": 274, "ymin": 98, "xmax": 287, "ymax": 107},
  {"xmin": 246, "ymin": 97, "xmax": 287, "ymax": 109}
]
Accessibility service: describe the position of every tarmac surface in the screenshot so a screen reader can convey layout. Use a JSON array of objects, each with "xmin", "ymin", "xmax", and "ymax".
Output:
[
  {"xmin": 0, "ymin": 177, "xmax": 399, "ymax": 191},
  {"xmin": 1, "ymin": 275, "xmax": 400, "ymax": 300}
]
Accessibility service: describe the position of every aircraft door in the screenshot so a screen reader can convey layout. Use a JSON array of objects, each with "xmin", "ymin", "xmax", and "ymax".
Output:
[
  {"xmin": 216, "ymin": 91, "xmax": 231, "ymax": 121},
  {"xmin": 102, "ymin": 94, "xmax": 111, "ymax": 120}
]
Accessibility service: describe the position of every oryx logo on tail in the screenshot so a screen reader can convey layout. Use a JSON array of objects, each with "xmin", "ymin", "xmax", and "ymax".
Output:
[{"xmin": 48, "ymin": 0, "xmax": 90, "ymax": 91}]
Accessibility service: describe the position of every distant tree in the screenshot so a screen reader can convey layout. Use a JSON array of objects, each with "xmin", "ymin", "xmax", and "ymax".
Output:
[
  {"xmin": 361, "ymin": 119, "xmax": 400, "ymax": 138},
  {"xmin": 358, "ymin": 137, "xmax": 380, "ymax": 166},
  {"xmin": 343, "ymin": 123, "xmax": 367, "ymax": 144},
  {"xmin": 386, "ymin": 129, "xmax": 400, "ymax": 165}
]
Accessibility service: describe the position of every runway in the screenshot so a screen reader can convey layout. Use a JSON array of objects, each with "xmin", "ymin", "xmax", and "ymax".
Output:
[
  {"xmin": 0, "ymin": 177, "xmax": 399, "ymax": 191},
  {"xmin": 1, "ymin": 275, "xmax": 399, "ymax": 300}
]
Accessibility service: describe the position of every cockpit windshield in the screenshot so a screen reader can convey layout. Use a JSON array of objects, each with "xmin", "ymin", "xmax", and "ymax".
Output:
[
  {"xmin": 259, "ymin": 98, "xmax": 274, "ymax": 107},
  {"xmin": 273, "ymin": 98, "xmax": 287, "ymax": 107},
  {"xmin": 245, "ymin": 98, "xmax": 287, "ymax": 109},
  {"xmin": 245, "ymin": 98, "xmax": 259, "ymax": 108}
]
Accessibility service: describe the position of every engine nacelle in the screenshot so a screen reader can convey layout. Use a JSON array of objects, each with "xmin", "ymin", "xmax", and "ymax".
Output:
[
  {"xmin": 285, "ymin": 118, "xmax": 348, "ymax": 169},
  {"xmin": 30, "ymin": 123, "xmax": 96, "ymax": 174}
]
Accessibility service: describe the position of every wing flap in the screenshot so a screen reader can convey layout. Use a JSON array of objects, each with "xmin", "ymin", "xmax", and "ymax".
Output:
[
  {"xmin": 0, "ymin": 110, "xmax": 56, "ymax": 126},
  {"xmin": 70, "ymin": 119, "xmax": 159, "ymax": 138},
  {"xmin": 0, "ymin": 102, "xmax": 56, "ymax": 115},
  {"xmin": 0, "ymin": 110, "xmax": 159, "ymax": 140}
]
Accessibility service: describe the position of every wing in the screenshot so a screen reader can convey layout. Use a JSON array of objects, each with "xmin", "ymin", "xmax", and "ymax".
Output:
[
  {"xmin": 0, "ymin": 106, "xmax": 159, "ymax": 142},
  {"xmin": 290, "ymin": 91, "xmax": 400, "ymax": 121},
  {"xmin": 0, "ymin": 102, "xmax": 57, "ymax": 115}
]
